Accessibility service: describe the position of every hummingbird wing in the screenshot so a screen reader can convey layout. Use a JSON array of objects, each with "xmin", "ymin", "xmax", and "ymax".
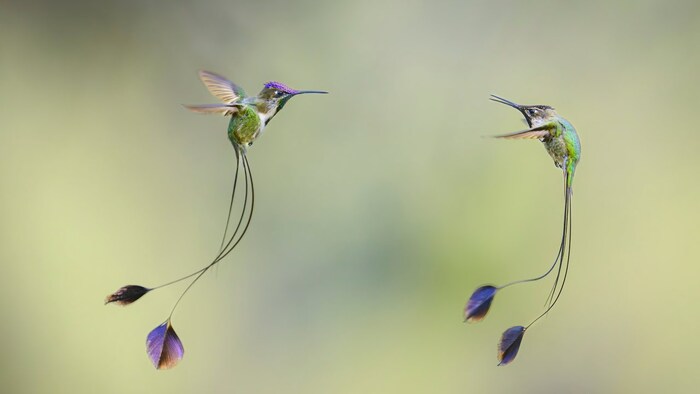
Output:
[
  {"xmin": 183, "ymin": 103, "xmax": 242, "ymax": 116},
  {"xmin": 492, "ymin": 123, "xmax": 556, "ymax": 139},
  {"xmin": 198, "ymin": 70, "xmax": 247, "ymax": 103}
]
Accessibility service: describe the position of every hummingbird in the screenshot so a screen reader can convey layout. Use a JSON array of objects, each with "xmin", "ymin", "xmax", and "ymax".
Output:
[
  {"xmin": 185, "ymin": 70, "xmax": 328, "ymax": 153},
  {"xmin": 105, "ymin": 70, "xmax": 327, "ymax": 369},
  {"xmin": 464, "ymin": 95, "xmax": 581, "ymax": 365}
]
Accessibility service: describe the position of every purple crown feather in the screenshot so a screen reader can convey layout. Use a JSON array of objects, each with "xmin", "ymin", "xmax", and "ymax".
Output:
[{"xmin": 264, "ymin": 81, "xmax": 299, "ymax": 94}]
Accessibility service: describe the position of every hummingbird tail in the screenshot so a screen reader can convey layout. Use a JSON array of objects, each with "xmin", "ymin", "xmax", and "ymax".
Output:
[
  {"xmin": 543, "ymin": 183, "xmax": 572, "ymax": 309},
  {"xmin": 497, "ymin": 178, "xmax": 570, "ymax": 291},
  {"xmin": 531, "ymin": 173, "xmax": 573, "ymax": 329},
  {"xmin": 144, "ymin": 152, "xmax": 254, "ymax": 322},
  {"xmin": 165, "ymin": 152, "xmax": 255, "ymax": 319},
  {"xmin": 219, "ymin": 148, "xmax": 241, "ymax": 252}
]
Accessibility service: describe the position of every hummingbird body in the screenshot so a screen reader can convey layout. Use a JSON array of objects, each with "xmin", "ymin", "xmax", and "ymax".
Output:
[
  {"xmin": 227, "ymin": 104, "xmax": 263, "ymax": 148},
  {"xmin": 490, "ymin": 98, "xmax": 581, "ymax": 189},
  {"xmin": 541, "ymin": 118, "xmax": 580, "ymax": 188},
  {"xmin": 185, "ymin": 71, "xmax": 327, "ymax": 153}
]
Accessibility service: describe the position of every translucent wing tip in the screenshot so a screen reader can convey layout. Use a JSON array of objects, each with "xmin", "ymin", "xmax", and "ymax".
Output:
[
  {"xmin": 195, "ymin": 70, "xmax": 244, "ymax": 103},
  {"xmin": 183, "ymin": 103, "xmax": 239, "ymax": 115}
]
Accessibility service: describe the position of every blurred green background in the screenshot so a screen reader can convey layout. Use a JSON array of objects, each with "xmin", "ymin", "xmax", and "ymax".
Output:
[{"xmin": 1, "ymin": 0, "xmax": 699, "ymax": 392}]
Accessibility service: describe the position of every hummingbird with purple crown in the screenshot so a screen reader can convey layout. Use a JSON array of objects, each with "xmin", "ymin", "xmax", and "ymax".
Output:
[
  {"xmin": 464, "ymin": 95, "xmax": 581, "ymax": 365},
  {"xmin": 106, "ymin": 70, "xmax": 327, "ymax": 369}
]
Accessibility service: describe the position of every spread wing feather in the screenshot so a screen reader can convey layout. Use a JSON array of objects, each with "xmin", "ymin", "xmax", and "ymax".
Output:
[
  {"xmin": 198, "ymin": 70, "xmax": 247, "ymax": 104},
  {"xmin": 492, "ymin": 122, "xmax": 556, "ymax": 140},
  {"xmin": 183, "ymin": 103, "xmax": 241, "ymax": 116}
]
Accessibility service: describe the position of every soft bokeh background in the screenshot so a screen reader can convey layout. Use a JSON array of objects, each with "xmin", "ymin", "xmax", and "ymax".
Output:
[{"xmin": 1, "ymin": 0, "xmax": 699, "ymax": 392}]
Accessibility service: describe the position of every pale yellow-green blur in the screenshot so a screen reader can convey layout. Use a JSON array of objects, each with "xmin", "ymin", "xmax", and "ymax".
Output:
[{"xmin": 1, "ymin": 1, "xmax": 699, "ymax": 393}]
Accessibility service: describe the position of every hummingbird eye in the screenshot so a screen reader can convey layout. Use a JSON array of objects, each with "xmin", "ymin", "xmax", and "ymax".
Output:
[
  {"xmin": 526, "ymin": 108, "xmax": 538, "ymax": 117},
  {"xmin": 274, "ymin": 90, "xmax": 284, "ymax": 97}
]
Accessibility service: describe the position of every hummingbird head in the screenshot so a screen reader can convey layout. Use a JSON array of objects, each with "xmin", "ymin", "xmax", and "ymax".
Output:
[
  {"xmin": 490, "ymin": 95, "xmax": 557, "ymax": 128},
  {"xmin": 256, "ymin": 81, "xmax": 327, "ymax": 123}
]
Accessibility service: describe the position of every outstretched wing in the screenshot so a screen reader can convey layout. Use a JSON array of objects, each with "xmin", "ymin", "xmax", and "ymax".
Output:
[
  {"xmin": 492, "ymin": 122, "xmax": 556, "ymax": 140},
  {"xmin": 183, "ymin": 103, "xmax": 242, "ymax": 116},
  {"xmin": 198, "ymin": 70, "xmax": 247, "ymax": 104}
]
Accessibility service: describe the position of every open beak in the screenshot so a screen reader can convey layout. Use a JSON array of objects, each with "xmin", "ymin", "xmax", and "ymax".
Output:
[
  {"xmin": 490, "ymin": 94, "xmax": 522, "ymax": 110},
  {"xmin": 491, "ymin": 94, "xmax": 532, "ymax": 127},
  {"xmin": 490, "ymin": 94, "xmax": 532, "ymax": 125}
]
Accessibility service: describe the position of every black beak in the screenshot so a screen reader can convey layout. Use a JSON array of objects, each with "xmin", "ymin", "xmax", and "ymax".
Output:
[
  {"xmin": 293, "ymin": 90, "xmax": 329, "ymax": 95},
  {"xmin": 490, "ymin": 94, "xmax": 522, "ymax": 110},
  {"xmin": 490, "ymin": 94, "xmax": 534, "ymax": 126}
]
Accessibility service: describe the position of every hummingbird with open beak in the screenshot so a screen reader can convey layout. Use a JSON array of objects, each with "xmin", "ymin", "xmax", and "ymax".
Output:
[
  {"xmin": 106, "ymin": 71, "xmax": 327, "ymax": 369},
  {"xmin": 464, "ymin": 95, "xmax": 581, "ymax": 365}
]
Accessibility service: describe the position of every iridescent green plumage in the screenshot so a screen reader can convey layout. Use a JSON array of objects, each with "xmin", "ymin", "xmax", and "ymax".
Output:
[{"xmin": 228, "ymin": 105, "xmax": 261, "ymax": 147}]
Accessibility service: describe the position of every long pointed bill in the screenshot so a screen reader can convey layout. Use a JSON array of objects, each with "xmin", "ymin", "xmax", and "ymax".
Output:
[
  {"xmin": 490, "ymin": 94, "xmax": 533, "ymax": 125},
  {"xmin": 293, "ymin": 90, "xmax": 329, "ymax": 95},
  {"xmin": 489, "ymin": 94, "xmax": 522, "ymax": 110}
]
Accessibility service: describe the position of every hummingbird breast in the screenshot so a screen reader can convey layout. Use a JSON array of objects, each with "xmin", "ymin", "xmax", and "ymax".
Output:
[
  {"xmin": 543, "ymin": 135, "xmax": 569, "ymax": 169},
  {"xmin": 542, "ymin": 118, "xmax": 580, "ymax": 171},
  {"xmin": 228, "ymin": 105, "xmax": 263, "ymax": 148}
]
